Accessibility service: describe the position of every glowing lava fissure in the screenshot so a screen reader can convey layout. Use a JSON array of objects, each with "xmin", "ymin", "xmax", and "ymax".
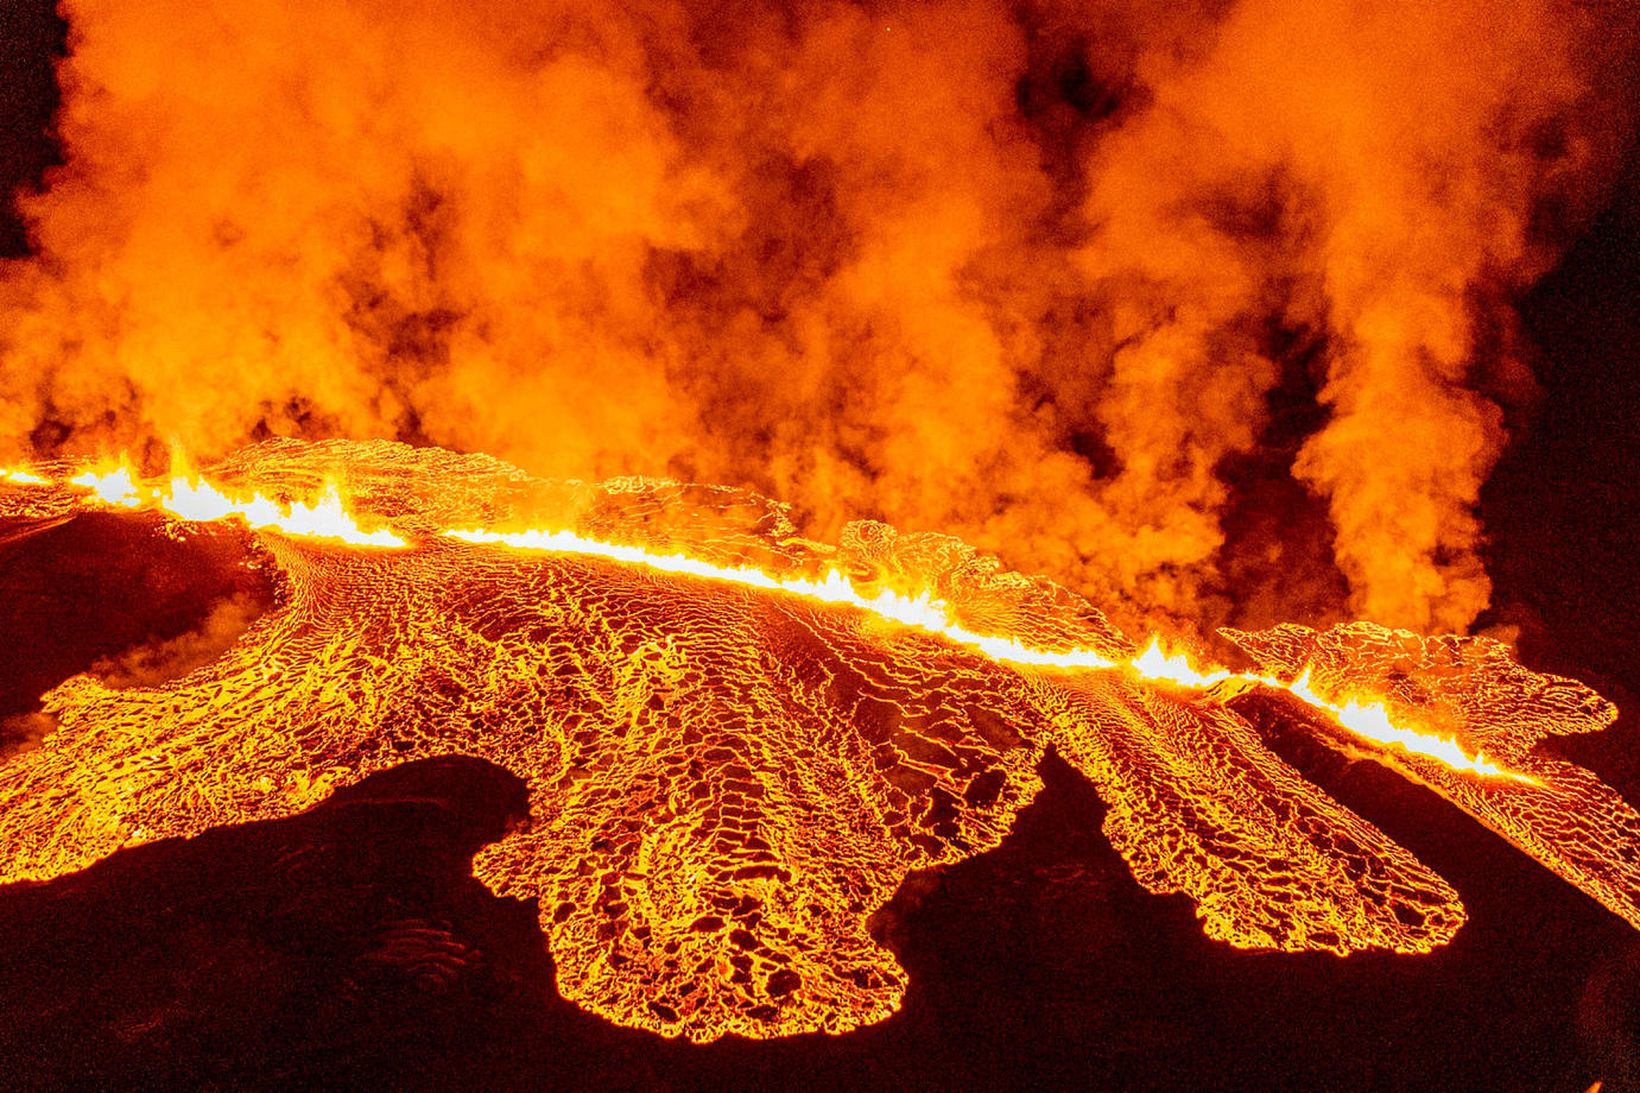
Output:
[
  {"xmin": 61, "ymin": 458, "xmax": 406, "ymax": 547},
  {"xmin": 11, "ymin": 452, "xmax": 1524, "ymax": 784},
  {"xmin": 0, "ymin": 438, "xmax": 1635, "ymax": 1044},
  {"xmin": 444, "ymin": 528, "xmax": 1532, "ymax": 785}
]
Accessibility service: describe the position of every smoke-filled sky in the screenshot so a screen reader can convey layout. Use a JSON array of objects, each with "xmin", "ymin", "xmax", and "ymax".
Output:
[{"xmin": 1, "ymin": 0, "xmax": 1635, "ymax": 639}]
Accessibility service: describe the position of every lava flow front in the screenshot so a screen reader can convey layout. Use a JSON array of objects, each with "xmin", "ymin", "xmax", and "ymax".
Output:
[{"xmin": 0, "ymin": 439, "xmax": 1635, "ymax": 1043}]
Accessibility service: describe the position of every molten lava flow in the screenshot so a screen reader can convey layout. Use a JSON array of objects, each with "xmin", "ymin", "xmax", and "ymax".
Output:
[
  {"xmin": 159, "ymin": 476, "xmax": 405, "ymax": 549},
  {"xmin": 62, "ymin": 458, "xmax": 405, "ymax": 547},
  {"xmin": 13, "ymin": 454, "xmax": 1533, "ymax": 782},
  {"xmin": 0, "ymin": 440, "xmax": 1632, "ymax": 1042},
  {"xmin": 1225, "ymin": 621, "xmax": 1640, "ymax": 945},
  {"xmin": 447, "ymin": 527, "xmax": 1125, "ymax": 671},
  {"xmin": 447, "ymin": 527, "xmax": 1531, "ymax": 783},
  {"xmin": 1120, "ymin": 640, "xmax": 1528, "ymax": 781},
  {"xmin": 1280, "ymin": 670, "xmax": 1527, "ymax": 782},
  {"xmin": 69, "ymin": 464, "xmax": 142, "ymax": 507}
]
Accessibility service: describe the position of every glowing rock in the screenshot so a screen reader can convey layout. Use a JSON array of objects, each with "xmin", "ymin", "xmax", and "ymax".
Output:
[{"xmin": 0, "ymin": 439, "xmax": 1630, "ymax": 1042}]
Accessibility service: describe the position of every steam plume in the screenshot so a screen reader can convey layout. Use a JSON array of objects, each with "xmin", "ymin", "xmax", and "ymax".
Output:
[{"xmin": 2, "ymin": 0, "xmax": 1632, "ymax": 634}]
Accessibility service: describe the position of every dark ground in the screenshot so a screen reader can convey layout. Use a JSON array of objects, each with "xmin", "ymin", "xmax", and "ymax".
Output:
[{"xmin": 2, "ymin": 5, "xmax": 1640, "ymax": 1090}]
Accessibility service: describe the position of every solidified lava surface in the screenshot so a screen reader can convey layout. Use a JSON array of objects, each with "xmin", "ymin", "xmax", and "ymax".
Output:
[{"xmin": 0, "ymin": 438, "xmax": 1632, "ymax": 1043}]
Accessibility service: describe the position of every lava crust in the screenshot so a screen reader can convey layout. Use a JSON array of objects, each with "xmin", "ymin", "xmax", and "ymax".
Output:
[{"xmin": 0, "ymin": 438, "xmax": 1631, "ymax": 1042}]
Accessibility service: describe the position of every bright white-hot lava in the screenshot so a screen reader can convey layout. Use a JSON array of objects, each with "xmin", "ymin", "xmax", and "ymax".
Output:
[
  {"xmin": 69, "ymin": 464, "xmax": 142, "ymax": 507},
  {"xmin": 445, "ymin": 527, "xmax": 1535, "ymax": 784},
  {"xmin": 56, "ymin": 458, "xmax": 405, "ymax": 547},
  {"xmin": 1, "ymin": 457, "xmax": 1531, "ymax": 784},
  {"xmin": 160, "ymin": 475, "xmax": 405, "ymax": 548}
]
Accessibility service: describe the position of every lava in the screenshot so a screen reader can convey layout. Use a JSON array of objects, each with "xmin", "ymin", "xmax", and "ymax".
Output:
[
  {"xmin": 446, "ymin": 528, "xmax": 1532, "ymax": 784},
  {"xmin": 61, "ymin": 458, "xmax": 405, "ymax": 547},
  {"xmin": 12, "ymin": 454, "xmax": 1532, "ymax": 782},
  {"xmin": 68, "ymin": 464, "xmax": 142, "ymax": 507},
  {"xmin": 0, "ymin": 439, "xmax": 1633, "ymax": 1043},
  {"xmin": 1281, "ymin": 669, "xmax": 1526, "ymax": 782}
]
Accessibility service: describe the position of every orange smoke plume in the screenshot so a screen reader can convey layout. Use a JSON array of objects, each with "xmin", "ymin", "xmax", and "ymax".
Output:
[{"xmin": 1, "ymin": 0, "xmax": 1633, "ymax": 634}]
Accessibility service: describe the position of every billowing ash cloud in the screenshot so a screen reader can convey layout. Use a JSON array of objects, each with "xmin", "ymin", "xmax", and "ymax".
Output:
[{"xmin": 1, "ymin": 0, "xmax": 1633, "ymax": 635}]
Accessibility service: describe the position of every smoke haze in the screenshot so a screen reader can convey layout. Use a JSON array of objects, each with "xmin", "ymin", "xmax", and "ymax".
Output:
[{"xmin": 2, "ymin": 0, "xmax": 1634, "ymax": 636}]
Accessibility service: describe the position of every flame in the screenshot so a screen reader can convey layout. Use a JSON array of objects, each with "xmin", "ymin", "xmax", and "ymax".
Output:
[{"xmin": 0, "ymin": 467, "xmax": 47, "ymax": 486}]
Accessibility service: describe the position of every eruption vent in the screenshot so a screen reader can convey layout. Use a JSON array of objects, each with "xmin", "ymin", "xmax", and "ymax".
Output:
[{"xmin": 1, "ymin": 440, "xmax": 1635, "ymax": 1042}]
